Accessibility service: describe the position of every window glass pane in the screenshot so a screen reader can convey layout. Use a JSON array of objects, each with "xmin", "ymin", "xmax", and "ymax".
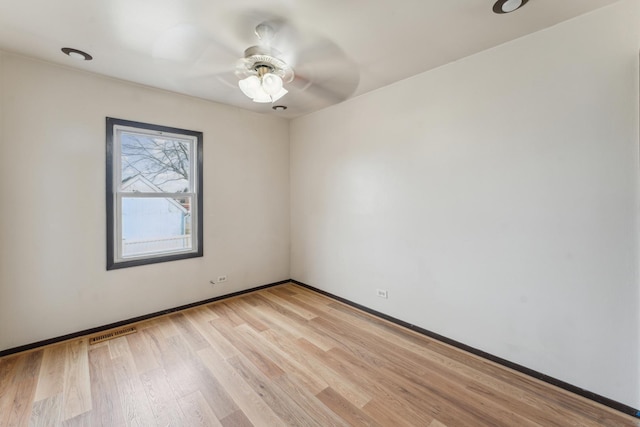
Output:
[
  {"xmin": 120, "ymin": 132, "xmax": 191, "ymax": 193},
  {"xmin": 121, "ymin": 196, "xmax": 193, "ymax": 258}
]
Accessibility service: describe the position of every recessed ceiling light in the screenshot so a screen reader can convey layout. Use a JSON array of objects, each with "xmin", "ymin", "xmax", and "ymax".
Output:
[
  {"xmin": 493, "ymin": 0, "xmax": 528, "ymax": 14},
  {"xmin": 272, "ymin": 105, "xmax": 287, "ymax": 111},
  {"xmin": 61, "ymin": 47, "xmax": 93, "ymax": 61}
]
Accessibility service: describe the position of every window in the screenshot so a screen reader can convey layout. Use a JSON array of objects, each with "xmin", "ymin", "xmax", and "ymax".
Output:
[{"xmin": 106, "ymin": 118, "xmax": 203, "ymax": 270}]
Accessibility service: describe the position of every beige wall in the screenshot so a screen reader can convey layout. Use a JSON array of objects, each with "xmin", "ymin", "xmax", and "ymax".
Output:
[
  {"xmin": 290, "ymin": 0, "xmax": 640, "ymax": 407},
  {"xmin": 0, "ymin": 53, "xmax": 290, "ymax": 351}
]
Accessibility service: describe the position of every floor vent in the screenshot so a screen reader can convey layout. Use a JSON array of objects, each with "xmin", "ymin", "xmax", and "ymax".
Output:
[{"xmin": 89, "ymin": 327, "xmax": 137, "ymax": 345}]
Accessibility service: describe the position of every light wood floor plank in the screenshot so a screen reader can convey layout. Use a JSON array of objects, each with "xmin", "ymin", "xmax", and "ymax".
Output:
[
  {"xmin": 110, "ymin": 341, "xmax": 156, "ymax": 426},
  {"xmin": 187, "ymin": 354, "xmax": 238, "ymax": 419},
  {"xmin": 177, "ymin": 390, "xmax": 223, "ymax": 427},
  {"xmin": 210, "ymin": 317, "xmax": 285, "ymax": 380},
  {"xmin": 0, "ymin": 282, "xmax": 637, "ymax": 426},
  {"xmin": 261, "ymin": 289, "xmax": 319, "ymax": 320},
  {"xmin": 219, "ymin": 409, "xmax": 253, "ymax": 427},
  {"xmin": 197, "ymin": 347, "xmax": 285, "ymax": 426},
  {"xmin": 125, "ymin": 328, "xmax": 161, "ymax": 375},
  {"xmin": 244, "ymin": 294, "xmax": 338, "ymax": 351},
  {"xmin": 29, "ymin": 394, "xmax": 62, "ymax": 427},
  {"xmin": 0, "ymin": 387, "xmax": 18, "ymax": 427},
  {"xmin": 145, "ymin": 316, "xmax": 182, "ymax": 340},
  {"xmin": 0, "ymin": 355, "xmax": 20, "ymax": 427},
  {"xmin": 6, "ymin": 351, "xmax": 42, "ymax": 426},
  {"xmin": 33, "ymin": 345, "xmax": 66, "ymax": 402},
  {"xmin": 310, "ymin": 315, "xmax": 539, "ymax": 426},
  {"xmin": 323, "ymin": 299, "xmax": 604, "ymax": 424},
  {"xmin": 316, "ymin": 386, "xmax": 381, "ymax": 427},
  {"xmin": 294, "ymin": 338, "xmax": 375, "ymax": 408},
  {"xmin": 362, "ymin": 397, "xmax": 434, "ymax": 427},
  {"xmin": 225, "ymin": 300, "xmax": 270, "ymax": 332},
  {"xmin": 323, "ymin": 302, "xmax": 566, "ymax": 422},
  {"xmin": 226, "ymin": 354, "xmax": 323, "ymax": 427},
  {"xmin": 8, "ymin": 379, "xmax": 38, "ymax": 427},
  {"xmin": 262, "ymin": 330, "xmax": 374, "ymax": 408},
  {"xmin": 61, "ymin": 340, "xmax": 91, "ymax": 422},
  {"xmin": 187, "ymin": 312, "xmax": 240, "ymax": 359},
  {"xmin": 169, "ymin": 313, "xmax": 210, "ymax": 352},
  {"xmin": 297, "ymin": 338, "xmax": 433, "ymax": 422},
  {"xmin": 87, "ymin": 345, "xmax": 125, "ymax": 426},
  {"xmin": 60, "ymin": 411, "xmax": 91, "ymax": 427},
  {"xmin": 139, "ymin": 367, "xmax": 185, "ymax": 426},
  {"xmin": 235, "ymin": 323, "xmax": 328, "ymax": 395},
  {"xmin": 207, "ymin": 302, "xmax": 245, "ymax": 328}
]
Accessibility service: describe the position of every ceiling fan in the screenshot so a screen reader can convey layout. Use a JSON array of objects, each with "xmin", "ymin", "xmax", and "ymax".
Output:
[
  {"xmin": 220, "ymin": 16, "xmax": 360, "ymax": 113},
  {"xmin": 235, "ymin": 23, "xmax": 295, "ymax": 104},
  {"xmin": 160, "ymin": 14, "xmax": 360, "ymax": 114}
]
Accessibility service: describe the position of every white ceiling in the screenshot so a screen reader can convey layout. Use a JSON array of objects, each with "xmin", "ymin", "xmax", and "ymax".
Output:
[{"xmin": 0, "ymin": 0, "xmax": 620, "ymax": 118}]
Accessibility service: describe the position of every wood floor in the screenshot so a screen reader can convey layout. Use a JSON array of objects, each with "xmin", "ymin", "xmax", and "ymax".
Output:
[{"xmin": 0, "ymin": 283, "xmax": 637, "ymax": 426}]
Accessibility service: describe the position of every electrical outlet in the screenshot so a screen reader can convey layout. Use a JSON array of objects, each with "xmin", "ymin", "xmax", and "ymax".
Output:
[
  {"xmin": 217, "ymin": 275, "xmax": 228, "ymax": 283},
  {"xmin": 376, "ymin": 289, "xmax": 388, "ymax": 299}
]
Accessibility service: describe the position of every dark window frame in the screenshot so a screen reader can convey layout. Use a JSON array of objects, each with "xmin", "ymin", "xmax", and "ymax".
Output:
[{"xmin": 106, "ymin": 117, "xmax": 203, "ymax": 270}]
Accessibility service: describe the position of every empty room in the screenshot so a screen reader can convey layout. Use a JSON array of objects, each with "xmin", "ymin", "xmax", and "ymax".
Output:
[{"xmin": 0, "ymin": 0, "xmax": 639, "ymax": 425}]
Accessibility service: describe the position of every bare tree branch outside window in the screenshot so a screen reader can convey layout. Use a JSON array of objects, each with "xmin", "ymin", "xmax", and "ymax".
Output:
[{"xmin": 121, "ymin": 133, "xmax": 190, "ymax": 193}]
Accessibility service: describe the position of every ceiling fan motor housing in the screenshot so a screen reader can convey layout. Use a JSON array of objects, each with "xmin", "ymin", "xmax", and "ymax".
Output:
[{"xmin": 237, "ymin": 45, "xmax": 294, "ymax": 83}]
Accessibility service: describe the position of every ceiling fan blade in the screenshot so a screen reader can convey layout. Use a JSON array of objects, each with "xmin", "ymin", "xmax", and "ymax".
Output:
[
  {"xmin": 152, "ymin": 23, "xmax": 243, "ymax": 63},
  {"xmin": 290, "ymin": 68, "xmax": 359, "ymax": 105},
  {"xmin": 287, "ymin": 40, "xmax": 360, "ymax": 104},
  {"xmin": 186, "ymin": 45, "xmax": 239, "ymax": 78},
  {"xmin": 183, "ymin": 71, "xmax": 239, "ymax": 93}
]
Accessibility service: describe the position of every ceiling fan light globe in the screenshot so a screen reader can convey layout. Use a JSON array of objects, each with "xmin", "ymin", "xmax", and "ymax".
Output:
[
  {"xmin": 271, "ymin": 87, "xmax": 288, "ymax": 102},
  {"xmin": 252, "ymin": 86, "xmax": 272, "ymax": 103},
  {"xmin": 262, "ymin": 73, "xmax": 283, "ymax": 96},
  {"xmin": 239, "ymin": 75, "xmax": 260, "ymax": 98}
]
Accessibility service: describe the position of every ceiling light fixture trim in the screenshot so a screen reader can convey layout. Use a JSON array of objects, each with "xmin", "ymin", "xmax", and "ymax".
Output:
[
  {"xmin": 61, "ymin": 47, "xmax": 93, "ymax": 61},
  {"xmin": 493, "ymin": 0, "xmax": 528, "ymax": 14}
]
